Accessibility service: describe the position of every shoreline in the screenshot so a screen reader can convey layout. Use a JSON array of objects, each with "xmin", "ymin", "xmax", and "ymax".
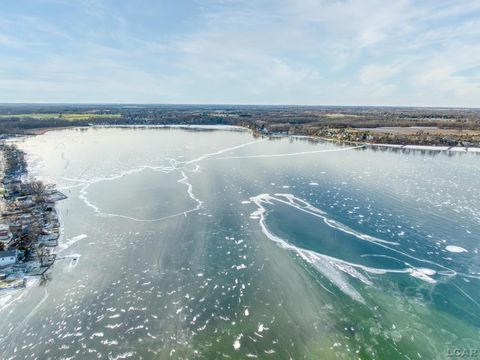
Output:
[
  {"xmin": 11, "ymin": 123, "xmax": 480, "ymax": 154},
  {"xmin": 22, "ymin": 126, "xmax": 85, "ymax": 136},
  {"xmin": 0, "ymin": 142, "xmax": 66, "ymax": 292},
  {"xmin": 366, "ymin": 142, "xmax": 480, "ymax": 153},
  {"xmin": 263, "ymin": 133, "xmax": 480, "ymax": 153},
  {"xmin": 94, "ymin": 124, "xmax": 480, "ymax": 153}
]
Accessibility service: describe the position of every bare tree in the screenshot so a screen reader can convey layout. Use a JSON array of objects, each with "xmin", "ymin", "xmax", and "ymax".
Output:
[
  {"xmin": 24, "ymin": 180, "xmax": 46, "ymax": 203},
  {"xmin": 26, "ymin": 220, "xmax": 42, "ymax": 244},
  {"xmin": 37, "ymin": 244, "xmax": 49, "ymax": 267}
]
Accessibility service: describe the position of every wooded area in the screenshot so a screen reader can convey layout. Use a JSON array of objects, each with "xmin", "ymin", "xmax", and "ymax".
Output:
[{"xmin": 1, "ymin": 104, "xmax": 480, "ymax": 146}]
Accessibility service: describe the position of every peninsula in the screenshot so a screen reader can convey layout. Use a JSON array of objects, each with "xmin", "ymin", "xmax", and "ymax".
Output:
[{"xmin": 0, "ymin": 142, "xmax": 66, "ymax": 290}]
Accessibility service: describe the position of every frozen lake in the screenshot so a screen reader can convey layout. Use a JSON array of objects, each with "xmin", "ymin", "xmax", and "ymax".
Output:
[{"xmin": 1, "ymin": 126, "xmax": 479, "ymax": 359}]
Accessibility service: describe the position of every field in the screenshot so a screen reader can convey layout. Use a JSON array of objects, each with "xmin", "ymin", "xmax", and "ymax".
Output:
[
  {"xmin": 357, "ymin": 126, "xmax": 480, "ymax": 135},
  {"xmin": 322, "ymin": 113, "xmax": 361, "ymax": 118},
  {"xmin": 0, "ymin": 113, "xmax": 121, "ymax": 121}
]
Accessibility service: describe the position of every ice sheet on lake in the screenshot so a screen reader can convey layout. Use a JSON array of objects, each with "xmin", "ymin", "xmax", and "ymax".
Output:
[{"xmin": 249, "ymin": 193, "xmax": 458, "ymax": 302}]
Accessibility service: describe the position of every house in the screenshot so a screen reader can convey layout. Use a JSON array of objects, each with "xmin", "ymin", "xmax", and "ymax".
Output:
[
  {"xmin": 38, "ymin": 233, "xmax": 59, "ymax": 247},
  {"xmin": 0, "ymin": 224, "xmax": 13, "ymax": 244},
  {"xmin": 3, "ymin": 178, "xmax": 22, "ymax": 198},
  {"xmin": 0, "ymin": 249, "xmax": 18, "ymax": 267}
]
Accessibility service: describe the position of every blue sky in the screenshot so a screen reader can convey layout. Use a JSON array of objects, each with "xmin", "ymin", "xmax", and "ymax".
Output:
[{"xmin": 1, "ymin": 0, "xmax": 480, "ymax": 106}]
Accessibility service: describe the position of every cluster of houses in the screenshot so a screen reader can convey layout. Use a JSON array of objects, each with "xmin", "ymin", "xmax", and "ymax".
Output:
[
  {"xmin": 0, "ymin": 143, "xmax": 65, "ymax": 289},
  {"xmin": 253, "ymin": 123, "xmax": 480, "ymax": 148}
]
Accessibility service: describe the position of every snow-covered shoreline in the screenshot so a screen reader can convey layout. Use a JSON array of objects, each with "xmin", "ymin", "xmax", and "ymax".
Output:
[
  {"xmin": 368, "ymin": 143, "xmax": 480, "ymax": 153},
  {"xmin": 22, "ymin": 124, "xmax": 480, "ymax": 154}
]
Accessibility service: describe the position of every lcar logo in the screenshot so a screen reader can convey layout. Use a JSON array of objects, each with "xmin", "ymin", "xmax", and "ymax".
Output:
[{"xmin": 447, "ymin": 349, "xmax": 479, "ymax": 358}]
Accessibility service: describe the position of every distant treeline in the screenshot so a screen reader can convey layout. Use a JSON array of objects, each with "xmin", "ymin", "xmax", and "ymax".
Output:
[{"xmin": 1, "ymin": 104, "xmax": 480, "ymax": 137}]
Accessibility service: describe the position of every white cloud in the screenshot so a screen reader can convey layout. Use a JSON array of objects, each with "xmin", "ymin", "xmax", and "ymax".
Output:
[
  {"xmin": 1, "ymin": 0, "xmax": 480, "ymax": 105},
  {"xmin": 359, "ymin": 63, "xmax": 405, "ymax": 85}
]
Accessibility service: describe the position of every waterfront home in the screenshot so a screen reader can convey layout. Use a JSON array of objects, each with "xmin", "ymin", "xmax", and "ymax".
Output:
[
  {"xmin": 15, "ymin": 196, "xmax": 35, "ymax": 209},
  {"xmin": 38, "ymin": 233, "xmax": 59, "ymax": 247},
  {"xmin": 4, "ymin": 180, "xmax": 22, "ymax": 199},
  {"xmin": 46, "ymin": 190, "xmax": 67, "ymax": 202},
  {"xmin": 0, "ymin": 249, "xmax": 18, "ymax": 267},
  {"xmin": 0, "ymin": 223, "xmax": 12, "ymax": 244}
]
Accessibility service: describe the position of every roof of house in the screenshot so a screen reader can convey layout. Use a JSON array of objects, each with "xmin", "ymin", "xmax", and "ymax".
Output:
[{"xmin": 0, "ymin": 250, "xmax": 17, "ymax": 258}]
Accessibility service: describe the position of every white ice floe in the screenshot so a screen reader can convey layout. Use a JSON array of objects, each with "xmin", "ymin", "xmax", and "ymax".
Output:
[
  {"xmin": 101, "ymin": 339, "xmax": 118, "ymax": 346},
  {"xmin": 408, "ymin": 268, "xmax": 437, "ymax": 284},
  {"xmin": 233, "ymin": 334, "xmax": 243, "ymax": 350},
  {"xmin": 105, "ymin": 323, "xmax": 123, "ymax": 329},
  {"xmin": 446, "ymin": 245, "xmax": 468, "ymax": 253},
  {"xmin": 108, "ymin": 352, "xmax": 134, "ymax": 360},
  {"xmin": 58, "ymin": 234, "xmax": 88, "ymax": 253}
]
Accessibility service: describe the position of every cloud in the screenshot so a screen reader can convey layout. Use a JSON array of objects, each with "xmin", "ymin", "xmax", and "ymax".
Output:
[
  {"xmin": 0, "ymin": 0, "xmax": 479, "ymax": 106},
  {"xmin": 0, "ymin": 34, "xmax": 18, "ymax": 47},
  {"xmin": 359, "ymin": 63, "xmax": 405, "ymax": 85}
]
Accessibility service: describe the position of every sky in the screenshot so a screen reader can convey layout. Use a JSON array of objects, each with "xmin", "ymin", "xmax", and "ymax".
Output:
[{"xmin": 0, "ymin": 0, "xmax": 479, "ymax": 107}]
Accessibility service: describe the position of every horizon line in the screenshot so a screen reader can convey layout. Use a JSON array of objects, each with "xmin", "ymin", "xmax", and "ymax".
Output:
[{"xmin": 0, "ymin": 102, "xmax": 479, "ymax": 110}]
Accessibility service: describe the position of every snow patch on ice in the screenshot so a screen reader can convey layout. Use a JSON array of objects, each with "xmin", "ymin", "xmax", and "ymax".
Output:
[{"xmin": 446, "ymin": 245, "xmax": 468, "ymax": 253}]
